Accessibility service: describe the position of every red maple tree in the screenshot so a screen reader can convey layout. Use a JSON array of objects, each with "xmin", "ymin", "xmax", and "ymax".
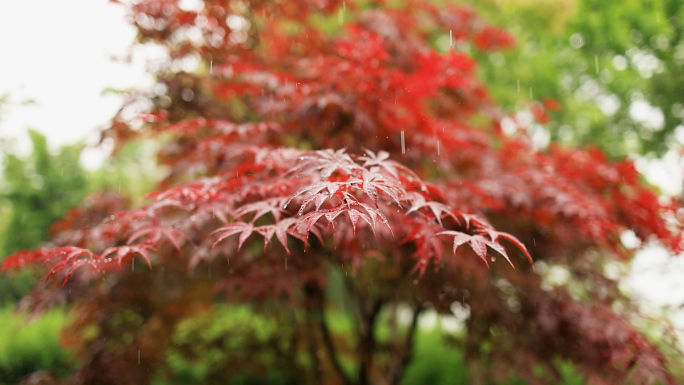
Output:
[{"xmin": 3, "ymin": 1, "xmax": 683, "ymax": 384}]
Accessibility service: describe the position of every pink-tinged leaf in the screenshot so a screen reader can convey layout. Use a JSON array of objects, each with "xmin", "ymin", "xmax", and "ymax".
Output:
[
  {"xmin": 359, "ymin": 149, "xmax": 394, "ymax": 175},
  {"xmin": 43, "ymin": 246, "xmax": 99, "ymax": 283},
  {"xmin": 347, "ymin": 208, "xmax": 372, "ymax": 234},
  {"xmin": 295, "ymin": 211, "xmax": 328, "ymax": 234},
  {"xmin": 359, "ymin": 149, "xmax": 419, "ymax": 179},
  {"xmin": 0, "ymin": 249, "xmax": 50, "ymax": 271},
  {"xmin": 437, "ymin": 231, "xmax": 471, "ymax": 254},
  {"xmin": 127, "ymin": 226, "xmax": 192, "ymax": 258},
  {"xmin": 361, "ymin": 179, "xmax": 379, "ymax": 206},
  {"xmin": 287, "ymin": 149, "xmax": 360, "ymax": 180},
  {"xmin": 358, "ymin": 203, "xmax": 393, "ymax": 235},
  {"xmin": 324, "ymin": 210, "xmax": 346, "ymax": 223},
  {"xmin": 61, "ymin": 259, "xmax": 91, "ymax": 286},
  {"xmin": 364, "ymin": 172, "xmax": 405, "ymax": 207},
  {"xmin": 469, "ymin": 236, "xmax": 489, "ymax": 267},
  {"xmin": 255, "ymin": 217, "xmax": 299, "ymax": 254},
  {"xmin": 407, "ymin": 195, "xmax": 456, "ymax": 226},
  {"xmin": 234, "ymin": 198, "xmax": 288, "ymax": 222},
  {"xmin": 45, "ymin": 261, "xmax": 69, "ymax": 283},
  {"xmin": 289, "ymin": 182, "xmax": 342, "ymax": 216},
  {"xmin": 274, "ymin": 218, "xmax": 300, "ymax": 253},
  {"xmin": 212, "ymin": 222, "xmax": 255, "ymax": 250},
  {"xmin": 497, "ymin": 231, "xmax": 534, "ymax": 266},
  {"xmin": 101, "ymin": 244, "xmax": 156, "ymax": 269},
  {"xmin": 61, "ymin": 246, "xmax": 98, "ymax": 262},
  {"xmin": 483, "ymin": 239, "xmax": 514, "ymax": 268}
]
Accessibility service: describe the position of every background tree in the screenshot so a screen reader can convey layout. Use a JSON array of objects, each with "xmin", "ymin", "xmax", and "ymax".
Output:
[
  {"xmin": 0, "ymin": 130, "xmax": 88, "ymax": 304},
  {"xmin": 2, "ymin": 1, "xmax": 683, "ymax": 385},
  {"xmin": 467, "ymin": 0, "xmax": 684, "ymax": 158}
]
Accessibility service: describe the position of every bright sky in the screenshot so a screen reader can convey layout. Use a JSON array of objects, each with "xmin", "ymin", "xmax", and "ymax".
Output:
[
  {"xmin": 0, "ymin": 0, "xmax": 145, "ymax": 165},
  {"xmin": 0, "ymin": 0, "xmax": 683, "ymax": 338}
]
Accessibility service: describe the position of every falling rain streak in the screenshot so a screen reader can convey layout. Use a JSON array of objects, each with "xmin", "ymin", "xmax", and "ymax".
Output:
[
  {"xmin": 210, "ymin": 60, "xmax": 213, "ymax": 74},
  {"xmin": 517, "ymin": 79, "xmax": 520, "ymax": 92},
  {"xmin": 595, "ymin": 55, "xmax": 599, "ymax": 73},
  {"xmin": 401, "ymin": 130, "xmax": 406, "ymax": 154},
  {"xmin": 450, "ymin": 30, "xmax": 453, "ymax": 47}
]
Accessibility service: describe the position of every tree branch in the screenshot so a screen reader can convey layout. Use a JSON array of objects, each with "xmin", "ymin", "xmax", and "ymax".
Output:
[
  {"xmin": 358, "ymin": 297, "xmax": 384, "ymax": 385},
  {"xmin": 387, "ymin": 301, "xmax": 424, "ymax": 385},
  {"xmin": 305, "ymin": 280, "xmax": 353, "ymax": 385}
]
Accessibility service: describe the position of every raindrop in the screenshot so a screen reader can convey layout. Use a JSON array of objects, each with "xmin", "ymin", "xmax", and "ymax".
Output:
[
  {"xmin": 210, "ymin": 60, "xmax": 213, "ymax": 74},
  {"xmin": 401, "ymin": 130, "xmax": 405, "ymax": 154},
  {"xmin": 182, "ymin": 89, "xmax": 194, "ymax": 101},
  {"xmin": 437, "ymin": 140, "xmax": 440, "ymax": 156},
  {"xmin": 517, "ymin": 79, "xmax": 520, "ymax": 93},
  {"xmin": 569, "ymin": 33, "xmax": 584, "ymax": 49},
  {"xmin": 490, "ymin": 256, "xmax": 496, "ymax": 262},
  {"xmin": 138, "ymin": 350, "xmax": 141, "ymax": 365},
  {"xmin": 132, "ymin": 259, "xmax": 135, "ymax": 272},
  {"xmin": 283, "ymin": 204, "xmax": 288, "ymax": 209},
  {"xmin": 450, "ymin": 30, "xmax": 453, "ymax": 47},
  {"xmin": 413, "ymin": 279, "xmax": 418, "ymax": 285}
]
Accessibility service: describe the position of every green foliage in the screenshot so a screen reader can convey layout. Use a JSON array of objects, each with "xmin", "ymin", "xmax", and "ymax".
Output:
[
  {"xmin": 0, "ymin": 306, "xmax": 75, "ymax": 383},
  {"xmin": 401, "ymin": 327, "xmax": 467, "ymax": 385},
  {"xmin": 86, "ymin": 140, "xmax": 160, "ymax": 206},
  {"xmin": 160, "ymin": 305, "xmax": 585, "ymax": 385},
  {"xmin": 160, "ymin": 305, "xmax": 303, "ymax": 385},
  {"xmin": 0, "ymin": 130, "xmax": 88, "ymax": 256},
  {"xmin": 0, "ymin": 130, "xmax": 89, "ymax": 304},
  {"xmin": 465, "ymin": 0, "xmax": 684, "ymax": 157}
]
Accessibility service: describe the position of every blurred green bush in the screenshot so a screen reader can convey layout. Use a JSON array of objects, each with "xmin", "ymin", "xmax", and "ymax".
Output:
[{"xmin": 0, "ymin": 306, "xmax": 75, "ymax": 384}]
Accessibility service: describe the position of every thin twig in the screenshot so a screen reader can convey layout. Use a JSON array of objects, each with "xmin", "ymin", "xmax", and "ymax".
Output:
[
  {"xmin": 358, "ymin": 297, "xmax": 383, "ymax": 385},
  {"xmin": 306, "ymin": 281, "xmax": 353, "ymax": 385},
  {"xmin": 388, "ymin": 301, "xmax": 423, "ymax": 385}
]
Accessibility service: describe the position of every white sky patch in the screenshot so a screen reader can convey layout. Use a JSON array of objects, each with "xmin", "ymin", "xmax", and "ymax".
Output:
[
  {"xmin": 0, "ymin": 0, "xmax": 146, "ymax": 168},
  {"xmin": 500, "ymin": 117, "xmax": 517, "ymax": 135},
  {"xmin": 178, "ymin": 0, "xmax": 203, "ymax": 12},
  {"xmin": 597, "ymin": 94, "xmax": 621, "ymax": 116},
  {"xmin": 626, "ymin": 245, "xmax": 684, "ymax": 334},
  {"xmin": 633, "ymin": 149, "xmax": 684, "ymax": 196},
  {"xmin": 630, "ymin": 100, "xmax": 665, "ymax": 131}
]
